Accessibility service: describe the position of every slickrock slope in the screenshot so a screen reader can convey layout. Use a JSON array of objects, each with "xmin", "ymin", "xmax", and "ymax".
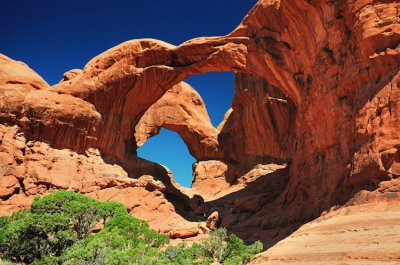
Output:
[
  {"xmin": 249, "ymin": 180, "xmax": 400, "ymax": 265},
  {"xmin": 0, "ymin": 54, "xmax": 48, "ymax": 91},
  {"xmin": 1, "ymin": 0, "xmax": 400, "ymax": 258}
]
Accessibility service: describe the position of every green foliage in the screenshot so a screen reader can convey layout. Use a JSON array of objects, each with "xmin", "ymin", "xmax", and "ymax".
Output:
[
  {"xmin": 0, "ymin": 190, "xmax": 121, "ymax": 263},
  {"xmin": 0, "ymin": 212, "xmax": 73, "ymax": 263},
  {"xmin": 30, "ymin": 190, "xmax": 123, "ymax": 240},
  {"xmin": 161, "ymin": 243, "xmax": 212, "ymax": 265},
  {"xmin": 204, "ymin": 227, "xmax": 228, "ymax": 262},
  {"xmin": 54, "ymin": 212, "xmax": 169, "ymax": 265},
  {"xmin": 158, "ymin": 228, "xmax": 262, "ymax": 265},
  {"xmin": 0, "ymin": 191, "xmax": 263, "ymax": 265},
  {"xmin": 225, "ymin": 234, "xmax": 263, "ymax": 264},
  {"xmin": 0, "ymin": 217, "xmax": 8, "ymax": 229}
]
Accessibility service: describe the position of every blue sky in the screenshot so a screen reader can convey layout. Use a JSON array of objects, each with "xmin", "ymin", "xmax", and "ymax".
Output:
[{"xmin": 1, "ymin": 0, "xmax": 257, "ymax": 187}]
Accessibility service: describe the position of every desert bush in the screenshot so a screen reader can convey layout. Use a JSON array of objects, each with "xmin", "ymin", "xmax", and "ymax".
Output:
[
  {"xmin": 0, "ymin": 211, "xmax": 73, "ymax": 263},
  {"xmin": 225, "ymin": 234, "xmax": 263, "ymax": 264},
  {"xmin": 0, "ymin": 191, "xmax": 124, "ymax": 263},
  {"xmin": 0, "ymin": 217, "xmax": 8, "ymax": 228},
  {"xmin": 158, "ymin": 228, "xmax": 262, "ymax": 265},
  {"xmin": 52, "ymin": 212, "xmax": 168, "ymax": 265},
  {"xmin": 0, "ymin": 191, "xmax": 262, "ymax": 265}
]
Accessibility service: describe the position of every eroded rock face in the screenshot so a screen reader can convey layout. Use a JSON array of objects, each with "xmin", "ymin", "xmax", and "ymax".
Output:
[
  {"xmin": 224, "ymin": 0, "xmax": 400, "ymax": 226},
  {"xmin": 60, "ymin": 69, "xmax": 82, "ymax": 82},
  {"xmin": 0, "ymin": 54, "xmax": 49, "ymax": 91},
  {"xmin": 0, "ymin": 0, "xmax": 400, "ymax": 248},
  {"xmin": 0, "ymin": 124, "xmax": 193, "ymax": 234},
  {"xmin": 191, "ymin": 161, "xmax": 230, "ymax": 198},
  {"xmin": 0, "ymin": 54, "xmax": 101, "ymax": 154},
  {"xmin": 219, "ymin": 74, "xmax": 296, "ymax": 175},
  {"xmin": 206, "ymin": 211, "xmax": 219, "ymax": 230}
]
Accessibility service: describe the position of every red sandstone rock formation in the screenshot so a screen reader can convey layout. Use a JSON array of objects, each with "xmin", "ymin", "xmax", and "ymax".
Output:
[
  {"xmin": 230, "ymin": 0, "xmax": 400, "ymax": 226},
  {"xmin": 0, "ymin": 0, "xmax": 400, "ymax": 254},
  {"xmin": 0, "ymin": 124, "xmax": 193, "ymax": 233},
  {"xmin": 191, "ymin": 160, "xmax": 230, "ymax": 199}
]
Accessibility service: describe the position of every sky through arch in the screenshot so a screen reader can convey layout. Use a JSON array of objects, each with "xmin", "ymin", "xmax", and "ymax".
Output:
[{"xmin": 137, "ymin": 129, "xmax": 196, "ymax": 188}]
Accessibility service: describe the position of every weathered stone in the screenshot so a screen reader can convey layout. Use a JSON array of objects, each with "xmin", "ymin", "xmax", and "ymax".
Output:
[
  {"xmin": 206, "ymin": 211, "xmax": 219, "ymax": 230},
  {"xmin": 60, "ymin": 69, "xmax": 82, "ymax": 82},
  {"xmin": 168, "ymin": 226, "xmax": 199, "ymax": 239},
  {"xmin": 192, "ymin": 161, "xmax": 229, "ymax": 198},
  {"xmin": 138, "ymin": 175, "xmax": 166, "ymax": 192}
]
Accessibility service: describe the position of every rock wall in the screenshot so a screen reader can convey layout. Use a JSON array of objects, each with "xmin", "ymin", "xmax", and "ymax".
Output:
[
  {"xmin": 224, "ymin": 0, "xmax": 400, "ymax": 225},
  {"xmin": 219, "ymin": 73, "xmax": 296, "ymax": 175},
  {"xmin": 0, "ymin": 124, "xmax": 198, "ymax": 234}
]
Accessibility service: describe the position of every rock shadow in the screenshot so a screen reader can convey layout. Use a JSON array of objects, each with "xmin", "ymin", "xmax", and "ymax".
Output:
[{"xmin": 102, "ymin": 154, "xmax": 201, "ymax": 222}]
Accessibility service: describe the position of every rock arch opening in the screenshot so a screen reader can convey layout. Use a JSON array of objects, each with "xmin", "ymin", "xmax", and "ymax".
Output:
[
  {"xmin": 135, "ymin": 71, "xmax": 236, "ymax": 188},
  {"xmin": 137, "ymin": 128, "xmax": 196, "ymax": 187}
]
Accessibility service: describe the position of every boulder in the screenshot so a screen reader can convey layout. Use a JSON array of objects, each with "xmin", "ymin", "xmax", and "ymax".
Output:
[
  {"xmin": 168, "ymin": 226, "xmax": 199, "ymax": 239},
  {"xmin": 206, "ymin": 211, "xmax": 220, "ymax": 230}
]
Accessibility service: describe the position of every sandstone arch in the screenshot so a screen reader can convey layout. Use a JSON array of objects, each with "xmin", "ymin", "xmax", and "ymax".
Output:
[
  {"xmin": 67, "ymin": 0, "xmax": 400, "ymax": 225},
  {"xmin": 134, "ymin": 81, "xmax": 222, "ymax": 161}
]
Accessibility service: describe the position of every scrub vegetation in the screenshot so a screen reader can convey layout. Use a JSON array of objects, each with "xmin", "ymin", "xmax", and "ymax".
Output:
[{"xmin": 0, "ymin": 191, "xmax": 262, "ymax": 265}]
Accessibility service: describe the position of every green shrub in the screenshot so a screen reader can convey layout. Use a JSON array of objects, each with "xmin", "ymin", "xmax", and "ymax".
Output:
[
  {"xmin": 158, "ymin": 228, "xmax": 262, "ymax": 265},
  {"xmin": 55, "ymin": 212, "xmax": 168, "ymax": 265},
  {"xmin": 0, "ymin": 190, "xmax": 262, "ymax": 265},
  {"xmin": 0, "ymin": 217, "xmax": 8, "ymax": 229},
  {"xmin": 201, "ymin": 227, "xmax": 228, "ymax": 262},
  {"xmin": 161, "ymin": 243, "xmax": 212, "ymax": 265},
  {"xmin": 0, "ymin": 190, "xmax": 123, "ymax": 263},
  {"xmin": 31, "ymin": 190, "xmax": 122, "ymax": 239},
  {"xmin": 0, "ymin": 212, "xmax": 73, "ymax": 263},
  {"xmin": 225, "ymin": 234, "xmax": 263, "ymax": 264}
]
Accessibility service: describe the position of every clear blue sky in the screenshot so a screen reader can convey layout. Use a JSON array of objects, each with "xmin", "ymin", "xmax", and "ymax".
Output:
[{"xmin": 1, "ymin": 0, "xmax": 257, "ymax": 187}]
